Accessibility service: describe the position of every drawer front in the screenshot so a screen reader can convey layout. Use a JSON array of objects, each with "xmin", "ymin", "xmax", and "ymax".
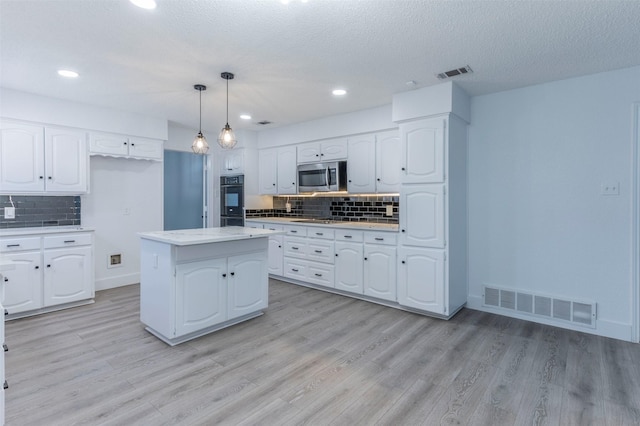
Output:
[
  {"xmin": 283, "ymin": 258, "xmax": 307, "ymax": 280},
  {"xmin": 306, "ymin": 262, "xmax": 335, "ymax": 288},
  {"xmin": 0, "ymin": 237, "xmax": 40, "ymax": 252},
  {"xmin": 284, "ymin": 226, "xmax": 307, "ymax": 237},
  {"xmin": 244, "ymin": 221, "xmax": 264, "ymax": 229},
  {"xmin": 307, "ymin": 228, "xmax": 335, "ymax": 240},
  {"xmin": 335, "ymin": 230, "xmax": 364, "ymax": 242},
  {"xmin": 263, "ymin": 224, "xmax": 285, "ymax": 232},
  {"xmin": 284, "ymin": 237, "xmax": 307, "ymax": 259},
  {"xmin": 307, "ymin": 240, "xmax": 335, "ymax": 264},
  {"xmin": 44, "ymin": 233, "xmax": 92, "ymax": 249},
  {"xmin": 364, "ymin": 232, "xmax": 398, "ymax": 246}
]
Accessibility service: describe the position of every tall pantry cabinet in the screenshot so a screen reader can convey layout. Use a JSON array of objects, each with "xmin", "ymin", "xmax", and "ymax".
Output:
[{"xmin": 393, "ymin": 82, "xmax": 470, "ymax": 318}]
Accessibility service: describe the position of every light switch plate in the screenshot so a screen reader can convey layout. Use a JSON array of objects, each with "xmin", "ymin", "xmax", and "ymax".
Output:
[
  {"xmin": 385, "ymin": 205, "xmax": 393, "ymax": 216},
  {"xmin": 601, "ymin": 182, "xmax": 620, "ymax": 196},
  {"xmin": 4, "ymin": 207, "xmax": 15, "ymax": 219}
]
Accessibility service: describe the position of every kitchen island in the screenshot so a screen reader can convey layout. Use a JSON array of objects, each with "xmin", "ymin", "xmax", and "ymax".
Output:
[{"xmin": 139, "ymin": 227, "xmax": 282, "ymax": 346}]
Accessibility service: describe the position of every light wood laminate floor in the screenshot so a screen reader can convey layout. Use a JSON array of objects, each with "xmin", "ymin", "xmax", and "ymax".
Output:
[{"xmin": 5, "ymin": 280, "xmax": 640, "ymax": 425}]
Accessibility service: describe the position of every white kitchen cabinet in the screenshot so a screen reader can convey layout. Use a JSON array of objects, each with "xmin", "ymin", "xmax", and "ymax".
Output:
[
  {"xmin": 397, "ymin": 247, "xmax": 445, "ymax": 314},
  {"xmin": 175, "ymin": 258, "xmax": 227, "ymax": 336},
  {"xmin": 227, "ymin": 252, "xmax": 269, "ymax": 319},
  {"xmin": 347, "ymin": 134, "xmax": 376, "ymax": 193},
  {"xmin": 334, "ymin": 241, "xmax": 363, "ymax": 294},
  {"xmin": 347, "ymin": 131, "xmax": 400, "ymax": 194},
  {"xmin": 400, "ymin": 118, "xmax": 445, "ymax": 184},
  {"xmin": 400, "ymin": 184, "xmax": 445, "ymax": 248},
  {"xmin": 1, "ymin": 251, "xmax": 42, "ymax": 314},
  {"xmin": 258, "ymin": 146, "xmax": 297, "ymax": 195},
  {"xmin": 363, "ymin": 244, "xmax": 396, "ymax": 301},
  {"xmin": 0, "ymin": 122, "xmax": 88, "ymax": 194},
  {"xmin": 220, "ymin": 149, "xmax": 244, "ymax": 176},
  {"xmin": 90, "ymin": 132, "xmax": 163, "ymax": 160},
  {"xmin": 267, "ymin": 234, "xmax": 284, "ymax": 275},
  {"xmin": 0, "ymin": 230, "xmax": 95, "ymax": 318},
  {"xmin": 297, "ymin": 138, "xmax": 347, "ymax": 163}
]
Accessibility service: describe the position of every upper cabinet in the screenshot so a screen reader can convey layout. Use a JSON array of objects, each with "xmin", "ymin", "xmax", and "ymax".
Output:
[
  {"xmin": 220, "ymin": 149, "xmax": 244, "ymax": 176},
  {"xmin": 400, "ymin": 118, "xmax": 445, "ymax": 184},
  {"xmin": 258, "ymin": 146, "xmax": 297, "ymax": 195},
  {"xmin": 297, "ymin": 138, "xmax": 347, "ymax": 163},
  {"xmin": 90, "ymin": 132, "xmax": 163, "ymax": 160},
  {"xmin": 347, "ymin": 130, "xmax": 400, "ymax": 194},
  {"xmin": 0, "ymin": 121, "xmax": 88, "ymax": 194}
]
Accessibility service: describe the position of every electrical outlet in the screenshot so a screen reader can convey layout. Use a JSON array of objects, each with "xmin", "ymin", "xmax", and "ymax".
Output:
[
  {"xmin": 385, "ymin": 205, "xmax": 393, "ymax": 217},
  {"xmin": 601, "ymin": 182, "xmax": 620, "ymax": 196},
  {"xmin": 285, "ymin": 202, "xmax": 292, "ymax": 213},
  {"xmin": 4, "ymin": 207, "xmax": 15, "ymax": 219},
  {"xmin": 123, "ymin": 207, "xmax": 131, "ymax": 215}
]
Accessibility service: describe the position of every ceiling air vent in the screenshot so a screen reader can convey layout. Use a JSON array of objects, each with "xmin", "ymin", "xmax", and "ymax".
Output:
[
  {"xmin": 257, "ymin": 120, "xmax": 272, "ymax": 125},
  {"xmin": 436, "ymin": 65, "xmax": 473, "ymax": 80}
]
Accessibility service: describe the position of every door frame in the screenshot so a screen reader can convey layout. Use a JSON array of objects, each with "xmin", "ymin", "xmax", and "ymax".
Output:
[{"xmin": 633, "ymin": 102, "xmax": 639, "ymax": 343}]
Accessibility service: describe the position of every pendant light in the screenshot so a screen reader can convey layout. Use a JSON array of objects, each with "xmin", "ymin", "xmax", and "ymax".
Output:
[
  {"xmin": 217, "ymin": 72, "xmax": 237, "ymax": 149},
  {"xmin": 192, "ymin": 84, "xmax": 209, "ymax": 154}
]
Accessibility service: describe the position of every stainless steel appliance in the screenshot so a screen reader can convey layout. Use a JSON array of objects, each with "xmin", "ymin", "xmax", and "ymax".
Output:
[
  {"xmin": 297, "ymin": 161, "xmax": 347, "ymax": 193},
  {"xmin": 220, "ymin": 175, "xmax": 244, "ymax": 227}
]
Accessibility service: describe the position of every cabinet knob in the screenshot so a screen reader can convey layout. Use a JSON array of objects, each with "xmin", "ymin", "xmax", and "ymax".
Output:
[
  {"xmin": 402, "ymin": 260, "xmax": 406, "ymax": 264},
  {"xmin": 364, "ymin": 257, "xmax": 368, "ymax": 261},
  {"xmin": 377, "ymin": 178, "xmax": 381, "ymax": 181},
  {"xmin": 48, "ymin": 176, "xmax": 52, "ymax": 180},
  {"xmin": 315, "ymin": 154, "xmax": 319, "ymax": 157},
  {"xmin": 273, "ymin": 183, "xmax": 276, "ymax": 186},
  {"xmin": 3, "ymin": 344, "xmax": 7, "ymax": 352},
  {"xmin": 39, "ymin": 176, "xmax": 44, "ymax": 179},
  {"xmin": 47, "ymin": 264, "xmax": 51, "ymax": 268},
  {"xmin": 315, "ymin": 273, "xmax": 322, "ymax": 277},
  {"xmin": 3, "ymin": 380, "xmax": 7, "ymax": 390},
  {"xmin": 314, "ymin": 250, "xmax": 322, "ymax": 254},
  {"xmin": 401, "ymin": 167, "xmax": 406, "ymax": 171},
  {"xmin": 131, "ymin": 143, "xmax": 135, "ymax": 146},
  {"xmin": 124, "ymin": 142, "xmax": 128, "ymax": 145},
  {"xmin": 35, "ymin": 265, "xmax": 39, "ymax": 269},
  {"xmin": 320, "ymin": 153, "xmax": 324, "ymax": 156},
  {"xmin": 4, "ymin": 309, "xmax": 8, "ymax": 316},
  {"xmin": 292, "ymin": 268, "xmax": 299, "ymax": 272},
  {"xmin": 401, "ymin": 229, "xmax": 405, "ymax": 233},
  {"xmin": 348, "ymin": 180, "xmax": 352, "ymax": 183},
  {"xmin": 335, "ymin": 253, "xmax": 338, "ymax": 257},
  {"xmin": 230, "ymin": 272, "xmax": 235, "ymax": 276},
  {"xmin": 292, "ymin": 182, "xmax": 295, "ymax": 185},
  {"xmin": 3, "ymin": 277, "xmax": 7, "ymax": 282},
  {"xmin": 222, "ymin": 273, "xmax": 227, "ymax": 278},
  {"xmin": 278, "ymin": 245, "xmax": 282, "ymax": 248}
]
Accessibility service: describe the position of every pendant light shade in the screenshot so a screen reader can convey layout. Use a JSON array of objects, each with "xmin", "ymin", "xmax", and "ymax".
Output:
[
  {"xmin": 192, "ymin": 84, "xmax": 209, "ymax": 155},
  {"xmin": 217, "ymin": 72, "xmax": 237, "ymax": 149}
]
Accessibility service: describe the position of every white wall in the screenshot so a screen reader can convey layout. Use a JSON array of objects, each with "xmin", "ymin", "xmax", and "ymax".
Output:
[
  {"xmin": 82, "ymin": 156, "xmax": 163, "ymax": 290},
  {"xmin": 467, "ymin": 65, "xmax": 640, "ymax": 341}
]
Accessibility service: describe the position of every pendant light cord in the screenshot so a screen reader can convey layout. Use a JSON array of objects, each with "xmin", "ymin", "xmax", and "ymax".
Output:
[
  {"xmin": 199, "ymin": 89, "xmax": 202, "ymax": 133},
  {"xmin": 226, "ymin": 77, "xmax": 229, "ymax": 125}
]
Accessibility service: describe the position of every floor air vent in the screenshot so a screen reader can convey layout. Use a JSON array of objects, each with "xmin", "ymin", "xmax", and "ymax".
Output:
[{"xmin": 483, "ymin": 286, "xmax": 596, "ymax": 328}]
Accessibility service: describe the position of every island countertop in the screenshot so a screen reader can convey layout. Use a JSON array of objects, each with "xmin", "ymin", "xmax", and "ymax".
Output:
[{"xmin": 138, "ymin": 226, "xmax": 284, "ymax": 246}]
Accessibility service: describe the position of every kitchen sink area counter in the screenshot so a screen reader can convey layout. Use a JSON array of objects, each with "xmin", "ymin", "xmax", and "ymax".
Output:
[
  {"xmin": 246, "ymin": 217, "xmax": 399, "ymax": 232},
  {"xmin": 139, "ymin": 226, "xmax": 284, "ymax": 346}
]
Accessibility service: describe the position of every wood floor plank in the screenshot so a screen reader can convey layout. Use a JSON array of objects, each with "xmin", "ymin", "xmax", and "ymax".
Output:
[{"xmin": 4, "ymin": 280, "xmax": 640, "ymax": 425}]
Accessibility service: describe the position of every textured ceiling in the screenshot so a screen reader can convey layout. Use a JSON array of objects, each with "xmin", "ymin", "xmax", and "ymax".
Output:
[{"xmin": 1, "ymin": 0, "xmax": 640, "ymax": 133}]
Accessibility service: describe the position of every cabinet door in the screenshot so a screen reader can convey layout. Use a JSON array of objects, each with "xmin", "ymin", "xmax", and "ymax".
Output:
[
  {"xmin": 401, "ymin": 118, "xmax": 445, "ymax": 184},
  {"xmin": 227, "ymin": 252, "xmax": 268, "ymax": 319},
  {"xmin": 297, "ymin": 142, "xmax": 321, "ymax": 163},
  {"xmin": 376, "ymin": 131, "xmax": 401, "ymax": 193},
  {"xmin": 334, "ymin": 241, "xmax": 363, "ymax": 294},
  {"xmin": 398, "ymin": 247, "xmax": 445, "ymax": 314},
  {"xmin": 220, "ymin": 149, "xmax": 244, "ymax": 175},
  {"xmin": 128, "ymin": 137, "xmax": 163, "ymax": 160},
  {"xmin": 400, "ymin": 184, "xmax": 445, "ymax": 248},
  {"xmin": 320, "ymin": 139, "xmax": 347, "ymax": 161},
  {"xmin": 347, "ymin": 135, "xmax": 376, "ymax": 193},
  {"xmin": 175, "ymin": 258, "xmax": 227, "ymax": 337},
  {"xmin": 89, "ymin": 133, "xmax": 129, "ymax": 156},
  {"xmin": 277, "ymin": 146, "xmax": 297, "ymax": 194},
  {"xmin": 43, "ymin": 245, "xmax": 92, "ymax": 306},
  {"xmin": 44, "ymin": 127, "xmax": 88, "ymax": 193},
  {"xmin": 0, "ymin": 122, "xmax": 45, "ymax": 192},
  {"xmin": 258, "ymin": 149, "xmax": 278, "ymax": 194},
  {"xmin": 1, "ymin": 251, "xmax": 42, "ymax": 313},
  {"xmin": 268, "ymin": 235, "xmax": 284, "ymax": 275},
  {"xmin": 364, "ymin": 244, "xmax": 396, "ymax": 301}
]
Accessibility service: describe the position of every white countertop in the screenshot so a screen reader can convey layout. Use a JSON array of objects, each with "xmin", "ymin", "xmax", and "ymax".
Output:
[
  {"xmin": 0, "ymin": 226, "xmax": 95, "ymax": 237},
  {"xmin": 245, "ymin": 217, "xmax": 399, "ymax": 232},
  {"xmin": 139, "ymin": 226, "xmax": 284, "ymax": 246}
]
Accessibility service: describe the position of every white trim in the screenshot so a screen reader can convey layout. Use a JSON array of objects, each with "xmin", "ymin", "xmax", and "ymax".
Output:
[{"xmin": 632, "ymin": 102, "xmax": 640, "ymax": 343}]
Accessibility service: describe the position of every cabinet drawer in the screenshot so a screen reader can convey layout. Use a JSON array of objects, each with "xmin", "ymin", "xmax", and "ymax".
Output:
[
  {"xmin": 284, "ymin": 226, "xmax": 307, "ymax": 237},
  {"xmin": 307, "ymin": 228, "xmax": 335, "ymax": 240},
  {"xmin": 283, "ymin": 258, "xmax": 307, "ymax": 280},
  {"xmin": 307, "ymin": 262, "xmax": 335, "ymax": 288},
  {"xmin": 284, "ymin": 237, "xmax": 307, "ymax": 259},
  {"xmin": 364, "ymin": 232, "xmax": 398, "ymax": 246},
  {"xmin": 43, "ymin": 233, "xmax": 92, "ymax": 249},
  {"xmin": 0, "ymin": 237, "xmax": 40, "ymax": 252},
  {"xmin": 335, "ymin": 230, "xmax": 363, "ymax": 242},
  {"xmin": 263, "ymin": 224, "xmax": 285, "ymax": 232},
  {"xmin": 307, "ymin": 240, "xmax": 335, "ymax": 264},
  {"xmin": 244, "ymin": 221, "xmax": 264, "ymax": 229}
]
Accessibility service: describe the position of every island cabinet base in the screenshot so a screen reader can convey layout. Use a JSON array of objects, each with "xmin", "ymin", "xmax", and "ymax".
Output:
[{"xmin": 139, "ymin": 235, "xmax": 269, "ymax": 345}]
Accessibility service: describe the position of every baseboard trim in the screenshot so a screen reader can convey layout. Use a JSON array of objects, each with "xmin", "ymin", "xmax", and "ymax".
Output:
[{"xmin": 95, "ymin": 272, "xmax": 140, "ymax": 291}]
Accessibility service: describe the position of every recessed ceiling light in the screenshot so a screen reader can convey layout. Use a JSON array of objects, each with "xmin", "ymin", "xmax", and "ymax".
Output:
[
  {"xmin": 130, "ymin": 0, "xmax": 157, "ymax": 10},
  {"xmin": 240, "ymin": 114, "xmax": 252, "ymax": 120},
  {"xmin": 57, "ymin": 69, "xmax": 79, "ymax": 78},
  {"xmin": 332, "ymin": 89, "xmax": 347, "ymax": 96}
]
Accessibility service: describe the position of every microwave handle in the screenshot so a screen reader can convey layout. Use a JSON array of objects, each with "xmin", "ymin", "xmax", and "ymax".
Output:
[{"xmin": 326, "ymin": 166, "xmax": 331, "ymax": 187}]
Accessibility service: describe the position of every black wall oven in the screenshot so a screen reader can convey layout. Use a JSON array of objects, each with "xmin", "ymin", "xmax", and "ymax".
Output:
[{"xmin": 220, "ymin": 175, "xmax": 244, "ymax": 227}]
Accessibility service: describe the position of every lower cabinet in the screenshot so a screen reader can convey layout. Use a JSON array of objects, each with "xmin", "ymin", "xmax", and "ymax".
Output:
[
  {"xmin": 364, "ymin": 244, "xmax": 397, "ymax": 302},
  {"xmin": 0, "ymin": 231, "xmax": 94, "ymax": 316},
  {"xmin": 335, "ymin": 241, "xmax": 363, "ymax": 294},
  {"xmin": 267, "ymin": 234, "xmax": 283, "ymax": 275},
  {"xmin": 397, "ymin": 246, "xmax": 445, "ymax": 314},
  {"xmin": 227, "ymin": 252, "xmax": 269, "ymax": 319}
]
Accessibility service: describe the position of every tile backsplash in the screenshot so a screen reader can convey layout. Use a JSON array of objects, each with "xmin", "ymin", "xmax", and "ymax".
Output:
[
  {"xmin": 246, "ymin": 195, "xmax": 399, "ymax": 223},
  {"xmin": 0, "ymin": 195, "xmax": 81, "ymax": 229}
]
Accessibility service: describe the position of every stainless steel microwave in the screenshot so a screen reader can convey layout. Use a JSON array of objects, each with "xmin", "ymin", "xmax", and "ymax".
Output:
[{"xmin": 297, "ymin": 161, "xmax": 347, "ymax": 193}]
